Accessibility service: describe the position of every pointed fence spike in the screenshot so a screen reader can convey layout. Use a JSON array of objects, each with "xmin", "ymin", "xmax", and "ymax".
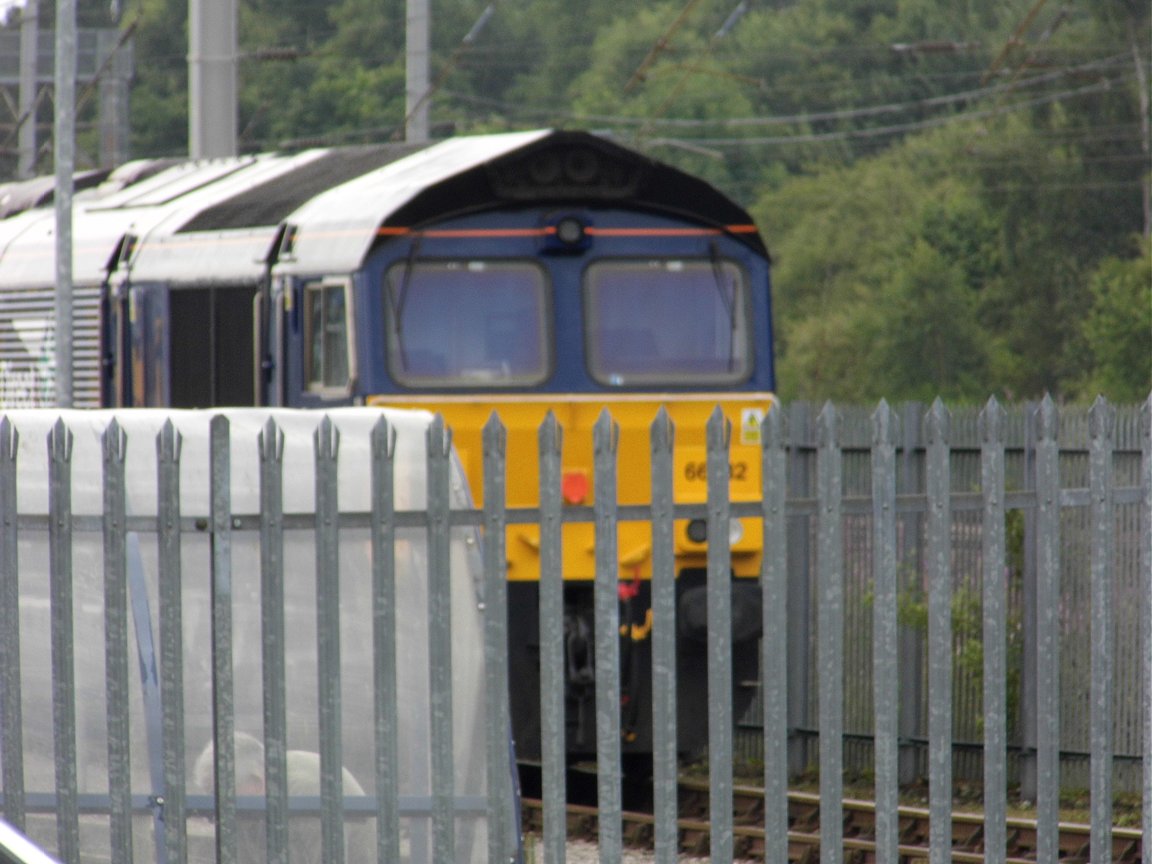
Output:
[
  {"xmin": 761, "ymin": 402, "xmax": 785, "ymax": 451},
  {"xmin": 979, "ymin": 396, "xmax": 1006, "ymax": 444},
  {"xmin": 650, "ymin": 406, "xmax": 674, "ymax": 454},
  {"xmin": 872, "ymin": 399, "xmax": 898, "ymax": 447},
  {"xmin": 103, "ymin": 418, "xmax": 127, "ymax": 463},
  {"xmin": 258, "ymin": 417, "xmax": 276, "ymax": 460},
  {"xmin": 706, "ymin": 405, "xmax": 731, "ymax": 450},
  {"xmin": 593, "ymin": 410, "xmax": 618, "ymax": 455},
  {"xmin": 371, "ymin": 414, "xmax": 397, "ymax": 458},
  {"xmin": 538, "ymin": 411, "xmax": 562, "ymax": 455},
  {"xmin": 816, "ymin": 401, "xmax": 839, "ymax": 448},
  {"xmin": 48, "ymin": 417, "xmax": 73, "ymax": 461},
  {"xmin": 430, "ymin": 414, "xmax": 452, "ymax": 456},
  {"xmin": 315, "ymin": 415, "xmax": 327, "ymax": 456},
  {"xmin": 315, "ymin": 415, "xmax": 340, "ymax": 459},
  {"xmin": 260, "ymin": 416, "xmax": 286, "ymax": 461},
  {"xmin": 1088, "ymin": 395, "xmax": 1114, "ymax": 442},
  {"xmin": 0, "ymin": 416, "xmax": 17, "ymax": 460},
  {"xmin": 483, "ymin": 411, "xmax": 507, "ymax": 456},
  {"xmin": 926, "ymin": 398, "xmax": 951, "ymax": 444},
  {"xmin": 1036, "ymin": 394, "xmax": 1059, "ymax": 441},
  {"xmin": 156, "ymin": 418, "xmax": 182, "ymax": 462}
]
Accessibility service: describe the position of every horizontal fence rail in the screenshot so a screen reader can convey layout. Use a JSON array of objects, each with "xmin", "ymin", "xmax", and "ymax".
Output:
[{"xmin": 0, "ymin": 396, "xmax": 1149, "ymax": 864}]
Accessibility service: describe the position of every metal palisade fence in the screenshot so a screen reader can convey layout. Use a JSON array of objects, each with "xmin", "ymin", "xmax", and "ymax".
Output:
[
  {"xmin": 0, "ymin": 408, "xmax": 517, "ymax": 864},
  {"xmin": 0, "ymin": 396, "xmax": 1149, "ymax": 864}
]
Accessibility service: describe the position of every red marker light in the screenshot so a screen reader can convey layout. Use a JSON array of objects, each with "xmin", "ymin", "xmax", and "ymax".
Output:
[{"xmin": 561, "ymin": 470, "xmax": 589, "ymax": 505}]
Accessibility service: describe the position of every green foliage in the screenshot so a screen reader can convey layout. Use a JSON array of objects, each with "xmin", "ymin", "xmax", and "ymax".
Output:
[
  {"xmin": 752, "ymin": 127, "xmax": 1004, "ymax": 402},
  {"xmin": 896, "ymin": 574, "xmax": 1024, "ymax": 738},
  {"xmin": 1076, "ymin": 239, "xmax": 1152, "ymax": 402},
  {"xmin": 126, "ymin": 0, "xmax": 191, "ymax": 156},
  {"xmin": 20, "ymin": 0, "xmax": 1142, "ymax": 404}
]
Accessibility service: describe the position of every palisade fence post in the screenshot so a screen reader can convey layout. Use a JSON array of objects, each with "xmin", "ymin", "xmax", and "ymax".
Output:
[
  {"xmin": 1019, "ymin": 401, "xmax": 1039, "ymax": 801},
  {"xmin": 592, "ymin": 410, "xmax": 623, "ymax": 863},
  {"xmin": 979, "ymin": 397, "xmax": 1008, "ymax": 864},
  {"xmin": 370, "ymin": 416, "xmax": 402, "ymax": 864},
  {"xmin": 537, "ymin": 412, "xmax": 567, "ymax": 864},
  {"xmin": 258, "ymin": 418, "xmax": 289, "ymax": 864},
  {"xmin": 785, "ymin": 402, "xmax": 812, "ymax": 774},
  {"xmin": 760, "ymin": 405, "xmax": 789, "ymax": 864},
  {"xmin": 1089, "ymin": 397, "xmax": 1116, "ymax": 864},
  {"xmin": 1141, "ymin": 394, "xmax": 1151, "ymax": 864},
  {"xmin": 705, "ymin": 406, "xmax": 734, "ymax": 864},
  {"xmin": 209, "ymin": 415, "xmax": 238, "ymax": 864},
  {"xmin": 129, "ymin": 534, "xmax": 167, "ymax": 864},
  {"xmin": 425, "ymin": 414, "xmax": 456, "ymax": 863},
  {"xmin": 649, "ymin": 407, "xmax": 678, "ymax": 864},
  {"xmin": 1034, "ymin": 396, "xmax": 1061, "ymax": 861},
  {"xmin": 48, "ymin": 418, "xmax": 80, "ymax": 864},
  {"xmin": 0, "ymin": 417, "xmax": 25, "ymax": 831},
  {"xmin": 314, "ymin": 416, "xmax": 346, "ymax": 864},
  {"xmin": 925, "ymin": 400, "xmax": 953, "ymax": 864},
  {"xmin": 898, "ymin": 401, "xmax": 924, "ymax": 784},
  {"xmin": 816, "ymin": 402, "xmax": 843, "ymax": 864},
  {"xmin": 156, "ymin": 419, "xmax": 188, "ymax": 864},
  {"xmin": 482, "ymin": 413, "xmax": 514, "ymax": 862},
  {"xmin": 127, "ymin": 528, "xmax": 165, "ymax": 864},
  {"xmin": 871, "ymin": 400, "xmax": 899, "ymax": 864},
  {"xmin": 101, "ymin": 419, "xmax": 133, "ymax": 863}
]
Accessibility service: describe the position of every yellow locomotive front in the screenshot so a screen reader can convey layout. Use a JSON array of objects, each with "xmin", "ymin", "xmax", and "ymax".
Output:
[{"xmin": 377, "ymin": 393, "xmax": 774, "ymax": 583}]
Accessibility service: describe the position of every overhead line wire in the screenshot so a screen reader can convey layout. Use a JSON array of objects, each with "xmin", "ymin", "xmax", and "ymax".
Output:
[
  {"xmin": 624, "ymin": 0, "xmax": 709, "ymax": 92},
  {"xmin": 437, "ymin": 52, "xmax": 1134, "ymax": 134},
  {"xmin": 644, "ymin": 74, "xmax": 1132, "ymax": 148}
]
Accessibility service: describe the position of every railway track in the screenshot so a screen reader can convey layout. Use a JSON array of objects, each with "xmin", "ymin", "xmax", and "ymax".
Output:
[{"xmin": 520, "ymin": 780, "xmax": 1145, "ymax": 863}]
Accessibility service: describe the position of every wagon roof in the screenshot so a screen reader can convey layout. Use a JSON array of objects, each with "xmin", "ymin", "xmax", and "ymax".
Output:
[{"xmin": 0, "ymin": 129, "xmax": 766, "ymax": 288}]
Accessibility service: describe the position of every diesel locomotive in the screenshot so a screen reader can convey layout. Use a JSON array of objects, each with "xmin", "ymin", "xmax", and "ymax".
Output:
[{"xmin": 0, "ymin": 129, "xmax": 776, "ymax": 761}]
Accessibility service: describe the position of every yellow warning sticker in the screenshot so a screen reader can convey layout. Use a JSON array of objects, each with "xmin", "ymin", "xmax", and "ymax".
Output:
[{"xmin": 740, "ymin": 407, "xmax": 765, "ymax": 446}]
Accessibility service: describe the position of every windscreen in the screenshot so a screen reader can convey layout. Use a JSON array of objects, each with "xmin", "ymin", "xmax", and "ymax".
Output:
[
  {"xmin": 385, "ymin": 260, "xmax": 549, "ymax": 387},
  {"xmin": 585, "ymin": 259, "xmax": 752, "ymax": 386}
]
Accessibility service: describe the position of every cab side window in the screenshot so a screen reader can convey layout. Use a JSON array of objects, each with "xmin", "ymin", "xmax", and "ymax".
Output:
[{"xmin": 303, "ymin": 280, "xmax": 350, "ymax": 390}]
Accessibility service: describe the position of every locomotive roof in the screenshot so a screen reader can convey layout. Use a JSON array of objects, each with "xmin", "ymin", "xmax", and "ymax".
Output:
[{"xmin": 0, "ymin": 129, "xmax": 767, "ymax": 288}]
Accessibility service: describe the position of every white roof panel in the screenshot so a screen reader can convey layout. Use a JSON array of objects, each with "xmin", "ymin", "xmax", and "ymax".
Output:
[
  {"xmin": 0, "ymin": 152, "xmax": 325, "ymax": 288},
  {"xmin": 0, "ymin": 131, "xmax": 556, "ymax": 288},
  {"xmin": 279, "ymin": 129, "xmax": 550, "ymax": 276}
]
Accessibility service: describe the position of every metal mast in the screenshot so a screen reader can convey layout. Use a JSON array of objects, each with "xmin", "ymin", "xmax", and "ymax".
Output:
[
  {"xmin": 405, "ymin": 0, "xmax": 429, "ymax": 142},
  {"xmin": 53, "ymin": 0, "xmax": 75, "ymax": 407},
  {"xmin": 188, "ymin": 0, "xmax": 237, "ymax": 157},
  {"xmin": 18, "ymin": 0, "xmax": 39, "ymax": 178}
]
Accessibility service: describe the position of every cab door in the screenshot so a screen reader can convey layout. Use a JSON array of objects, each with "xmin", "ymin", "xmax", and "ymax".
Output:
[
  {"xmin": 102, "ymin": 281, "xmax": 168, "ymax": 407},
  {"xmin": 104, "ymin": 282, "xmax": 257, "ymax": 408},
  {"xmin": 167, "ymin": 284, "xmax": 257, "ymax": 407}
]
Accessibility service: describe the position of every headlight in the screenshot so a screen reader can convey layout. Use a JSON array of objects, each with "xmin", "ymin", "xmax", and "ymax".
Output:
[{"xmin": 685, "ymin": 517, "xmax": 744, "ymax": 546}]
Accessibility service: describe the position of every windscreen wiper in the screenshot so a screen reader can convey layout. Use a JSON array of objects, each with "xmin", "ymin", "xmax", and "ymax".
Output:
[
  {"xmin": 388, "ymin": 232, "xmax": 424, "ymax": 369},
  {"xmin": 708, "ymin": 239, "xmax": 737, "ymax": 371}
]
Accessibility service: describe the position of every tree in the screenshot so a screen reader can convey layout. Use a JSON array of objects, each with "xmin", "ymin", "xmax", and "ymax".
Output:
[{"xmin": 1076, "ymin": 240, "xmax": 1152, "ymax": 402}]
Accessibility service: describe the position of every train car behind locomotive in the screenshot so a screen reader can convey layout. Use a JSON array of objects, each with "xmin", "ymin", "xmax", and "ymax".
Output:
[{"xmin": 0, "ymin": 129, "xmax": 776, "ymax": 761}]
